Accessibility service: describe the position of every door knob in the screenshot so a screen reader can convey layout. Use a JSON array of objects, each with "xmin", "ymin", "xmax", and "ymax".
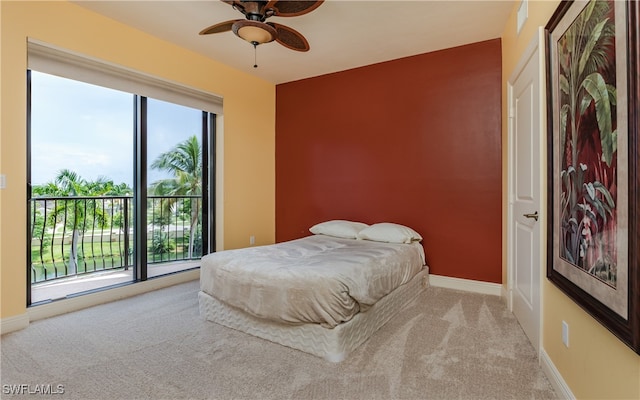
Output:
[{"xmin": 523, "ymin": 211, "xmax": 539, "ymax": 221}]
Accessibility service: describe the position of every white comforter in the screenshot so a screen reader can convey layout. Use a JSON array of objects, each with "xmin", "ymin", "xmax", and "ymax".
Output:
[{"xmin": 200, "ymin": 235, "xmax": 426, "ymax": 328}]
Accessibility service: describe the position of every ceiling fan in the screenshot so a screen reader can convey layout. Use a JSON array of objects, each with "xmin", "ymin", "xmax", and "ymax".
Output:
[{"xmin": 199, "ymin": 0, "xmax": 323, "ymax": 52}]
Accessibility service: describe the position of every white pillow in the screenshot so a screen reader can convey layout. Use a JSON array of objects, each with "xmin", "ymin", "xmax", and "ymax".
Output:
[
  {"xmin": 357, "ymin": 222, "xmax": 422, "ymax": 244},
  {"xmin": 309, "ymin": 220, "xmax": 369, "ymax": 239}
]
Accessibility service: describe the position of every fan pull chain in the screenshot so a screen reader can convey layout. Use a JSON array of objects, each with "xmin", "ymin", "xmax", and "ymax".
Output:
[{"xmin": 253, "ymin": 42, "xmax": 258, "ymax": 68}]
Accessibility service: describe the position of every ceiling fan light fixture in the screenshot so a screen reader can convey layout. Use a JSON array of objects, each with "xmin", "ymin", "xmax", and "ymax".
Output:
[{"xmin": 232, "ymin": 20, "xmax": 276, "ymax": 44}]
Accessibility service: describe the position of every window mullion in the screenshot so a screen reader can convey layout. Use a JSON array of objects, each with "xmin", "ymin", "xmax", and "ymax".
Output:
[
  {"xmin": 201, "ymin": 112, "xmax": 209, "ymax": 255},
  {"xmin": 208, "ymin": 113, "xmax": 216, "ymax": 253},
  {"xmin": 134, "ymin": 95, "xmax": 148, "ymax": 281}
]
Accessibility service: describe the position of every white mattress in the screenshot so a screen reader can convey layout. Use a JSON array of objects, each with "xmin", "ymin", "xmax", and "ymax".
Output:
[
  {"xmin": 198, "ymin": 267, "xmax": 429, "ymax": 362},
  {"xmin": 200, "ymin": 235, "xmax": 426, "ymax": 327}
]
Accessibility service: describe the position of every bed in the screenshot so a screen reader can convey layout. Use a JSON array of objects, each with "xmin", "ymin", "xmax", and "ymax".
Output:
[{"xmin": 198, "ymin": 221, "xmax": 429, "ymax": 362}]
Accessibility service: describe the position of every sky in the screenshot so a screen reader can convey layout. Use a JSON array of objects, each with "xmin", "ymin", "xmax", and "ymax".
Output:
[{"xmin": 30, "ymin": 71, "xmax": 203, "ymax": 188}]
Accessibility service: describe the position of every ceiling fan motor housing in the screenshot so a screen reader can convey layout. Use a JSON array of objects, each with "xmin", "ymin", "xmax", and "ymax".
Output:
[
  {"xmin": 200, "ymin": 1, "xmax": 323, "ymax": 52},
  {"xmin": 232, "ymin": 20, "xmax": 276, "ymax": 44}
]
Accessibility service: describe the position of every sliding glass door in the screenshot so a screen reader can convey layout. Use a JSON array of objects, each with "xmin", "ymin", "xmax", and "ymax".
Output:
[
  {"xmin": 146, "ymin": 98, "xmax": 205, "ymax": 278},
  {"xmin": 27, "ymin": 70, "xmax": 214, "ymax": 304}
]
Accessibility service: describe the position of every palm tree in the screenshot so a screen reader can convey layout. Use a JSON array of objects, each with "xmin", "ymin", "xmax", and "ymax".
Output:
[
  {"xmin": 149, "ymin": 135, "xmax": 202, "ymax": 258},
  {"xmin": 33, "ymin": 170, "xmax": 132, "ymax": 275},
  {"xmin": 54, "ymin": 170, "xmax": 95, "ymax": 275}
]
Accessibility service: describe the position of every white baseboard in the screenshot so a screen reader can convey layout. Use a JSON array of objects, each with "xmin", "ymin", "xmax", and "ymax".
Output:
[
  {"xmin": 0, "ymin": 313, "xmax": 30, "ymax": 335},
  {"xmin": 429, "ymin": 274, "xmax": 502, "ymax": 296},
  {"xmin": 540, "ymin": 347, "xmax": 575, "ymax": 400},
  {"xmin": 2, "ymin": 269, "xmax": 199, "ymax": 334},
  {"xmin": 501, "ymin": 284, "xmax": 509, "ymax": 302}
]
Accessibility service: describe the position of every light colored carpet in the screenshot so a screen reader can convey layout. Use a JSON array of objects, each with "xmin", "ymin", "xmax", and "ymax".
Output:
[{"xmin": 1, "ymin": 280, "xmax": 558, "ymax": 400}]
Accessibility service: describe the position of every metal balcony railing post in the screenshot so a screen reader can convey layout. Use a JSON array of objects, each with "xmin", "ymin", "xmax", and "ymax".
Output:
[{"xmin": 124, "ymin": 197, "xmax": 130, "ymax": 271}]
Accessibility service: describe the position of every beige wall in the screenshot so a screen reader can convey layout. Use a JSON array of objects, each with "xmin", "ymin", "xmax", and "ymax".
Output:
[
  {"xmin": 501, "ymin": 1, "xmax": 640, "ymax": 399},
  {"xmin": 0, "ymin": 1, "xmax": 275, "ymax": 319}
]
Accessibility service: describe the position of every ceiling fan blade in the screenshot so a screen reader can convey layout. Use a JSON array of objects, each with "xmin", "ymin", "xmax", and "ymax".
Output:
[
  {"xmin": 269, "ymin": 22, "xmax": 310, "ymax": 52},
  {"xmin": 199, "ymin": 19, "xmax": 240, "ymax": 35},
  {"xmin": 270, "ymin": 1, "xmax": 323, "ymax": 17}
]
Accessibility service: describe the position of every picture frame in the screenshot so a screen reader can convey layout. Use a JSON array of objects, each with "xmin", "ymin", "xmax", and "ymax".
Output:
[{"xmin": 545, "ymin": 0, "xmax": 639, "ymax": 353}]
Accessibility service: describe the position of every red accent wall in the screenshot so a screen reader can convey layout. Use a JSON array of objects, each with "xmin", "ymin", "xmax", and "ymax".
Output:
[{"xmin": 275, "ymin": 39, "xmax": 502, "ymax": 283}]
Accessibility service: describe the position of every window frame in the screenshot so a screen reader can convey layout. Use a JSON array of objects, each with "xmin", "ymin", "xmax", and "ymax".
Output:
[{"xmin": 26, "ymin": 43, "xmax": 219, "ymax": 305}]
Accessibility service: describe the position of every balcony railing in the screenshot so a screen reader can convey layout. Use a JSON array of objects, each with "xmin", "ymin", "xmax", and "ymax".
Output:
[{"xmin": 29, "ymin": 195, "xmax": 202, "ymax": 284}]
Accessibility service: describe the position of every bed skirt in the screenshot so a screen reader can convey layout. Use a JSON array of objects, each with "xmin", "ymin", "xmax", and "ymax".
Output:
[{"xmin": 198, "ymin": 266, "xmax": 429, "ymax": 362}]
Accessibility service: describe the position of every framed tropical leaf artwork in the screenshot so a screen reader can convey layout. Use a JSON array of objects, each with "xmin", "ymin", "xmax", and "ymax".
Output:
[{"xmin": 546, "ymin": 0, "xmax": 639, "ymax": 353}]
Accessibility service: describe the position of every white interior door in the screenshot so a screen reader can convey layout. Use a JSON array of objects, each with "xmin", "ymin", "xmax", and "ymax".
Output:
[{"xmin": 508, "ymin": 29, "xmax": 543, "ymax": 353}]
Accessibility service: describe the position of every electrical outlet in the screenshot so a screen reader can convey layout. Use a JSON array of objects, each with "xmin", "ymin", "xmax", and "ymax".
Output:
[
  {"xmin": 562, "ymin": 321, "xmax": 569, "ymax": 347},
  {"xmin": 250, "ymin": 235, "xmax": 255, "ymax": 246}
]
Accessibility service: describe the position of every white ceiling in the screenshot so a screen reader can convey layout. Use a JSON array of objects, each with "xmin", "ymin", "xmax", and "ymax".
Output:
[{"xmin": 75, "ymin": 0, "xmax": 515, "ymax": 84}]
